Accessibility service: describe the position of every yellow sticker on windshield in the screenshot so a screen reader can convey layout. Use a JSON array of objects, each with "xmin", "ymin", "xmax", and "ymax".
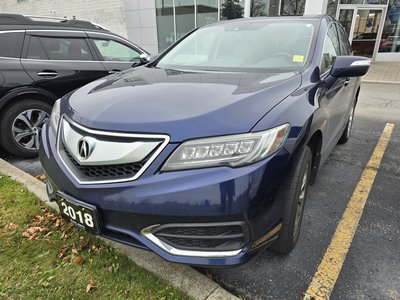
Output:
[{"xmin": 293, "ymin": 55, "xmax": 304, "ymax": 63}]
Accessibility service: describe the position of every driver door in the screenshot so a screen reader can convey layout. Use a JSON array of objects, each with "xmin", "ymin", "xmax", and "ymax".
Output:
[{"xmin": 86, "ymin": 32, "xmax": 143, "ymax": 74}]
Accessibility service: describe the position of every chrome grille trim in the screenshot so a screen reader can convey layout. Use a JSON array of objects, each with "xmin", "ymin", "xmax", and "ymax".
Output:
[
  {"xmin": 56, "ymin": 116, "xmax": 170, "ymax": 185},
  {"xmin": 141, "ymin": 225, "xmax": 243, "ymax": 258},
  {"xmin": 61, "ymin": 119, "xmax": 161, "ymax": 165}
]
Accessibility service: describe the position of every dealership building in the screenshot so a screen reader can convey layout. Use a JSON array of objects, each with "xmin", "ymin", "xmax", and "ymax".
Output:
[{"xmin": 1, "ymin": 0, "xmax": 399, "ymax": 61}]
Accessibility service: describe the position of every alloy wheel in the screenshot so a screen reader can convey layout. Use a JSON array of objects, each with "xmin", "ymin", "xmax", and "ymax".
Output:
[
  {"xmin": 347, "ymin": 104, "xmax": 355, "ymax": 137},
  {"xmin": 11, "ymin": 109, "xmax": 50, "ymax": 151},
  {"xmin": 293, "ymin": 163, "xmax": 309, "ymax": 237}
]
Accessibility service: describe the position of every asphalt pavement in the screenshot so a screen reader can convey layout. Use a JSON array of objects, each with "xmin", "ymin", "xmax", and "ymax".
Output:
[
  {"xmin": 1, "ymin": 82, "xmax": 399, "ymax": 300},
  {"xmin": 202, "ymin": 82, "xmax": 400, "ymax": 299}
]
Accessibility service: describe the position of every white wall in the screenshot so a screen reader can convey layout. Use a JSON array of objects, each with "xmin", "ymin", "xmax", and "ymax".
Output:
[
  {"xmin": 124, "ymin": 0, "xmax": 158, "ymax": 54},
  {"xmin": 0, "ymin": 0, "xmax": 128, "ymax": 38}
]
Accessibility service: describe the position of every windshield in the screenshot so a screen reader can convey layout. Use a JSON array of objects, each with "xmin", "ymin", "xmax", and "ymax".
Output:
[{"xmin": 156, "ymin": 20, "xmax": 316, "ymax": 72}]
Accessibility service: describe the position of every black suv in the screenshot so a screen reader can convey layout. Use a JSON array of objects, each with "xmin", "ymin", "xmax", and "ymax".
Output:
[{"xmin": 0, "ymin": 14, "xmax": 150, "ymax": 158}]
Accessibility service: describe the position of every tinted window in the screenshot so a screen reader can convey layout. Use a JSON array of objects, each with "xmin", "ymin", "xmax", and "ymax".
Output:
[
  {"xmin": 27, "ymin": 36, "xmax": 93, "ymax": 61},
  {"xmin": 93, "ymin": 39, "xmax": 141, "ymax": 62},
  {"xmin": 27, "ymin": 36, "xmax": 48, "ymax": 60},
  {"xmin": 337, "ymin": 25, "xmax": 352, "ymax": 55},
  {"xmin": 40, "ymin": 37, "xmax": 93, "ymax": 61},
  {"xmin": 0, "ymin": 32, "xmax": 24, "ymax": 58},
  {"xmin": 321, "ymin": 24, "xmax": 340, "ymax": 74}
]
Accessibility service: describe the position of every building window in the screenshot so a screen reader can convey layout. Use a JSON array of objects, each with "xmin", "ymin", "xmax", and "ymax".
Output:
[
  {"xmin": 155, "ymin": 0, "xmax": 308, "ymax": 53},
  {"xmin": 379, "ymin": 0, "xmax": 400, "ymax": 53},
  {"xmin": 156, "ymin": 0, "xmax": 175, "ymax": 52},
  {"xmin": 175, "ymin": 0, "xmax": 195, "ymax": 40},
  {"xmin": 251, "ymin": 0, "xmax": 280, "ymax": 17},
  {"xmin": 197, "ymin": 0, "xmax": 219, "ymax": 27},
  {"xmin": 220, "ymin": 0, "xmax": 245, "ymax": 20},
  {"xmin": 327, "ymin": 0, "xmax": 338, "ymax": 18},
  {"xmin": 280, "ymin": 0, "xmax": 305, "ymax": 15},
  {"xmin": 156, "ymin": 0, "xmax": 222, "ymax": 52}
]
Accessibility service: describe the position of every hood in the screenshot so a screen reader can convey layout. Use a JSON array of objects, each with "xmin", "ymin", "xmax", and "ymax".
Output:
[{"xmin": 64, "ymin": 67, "xmax": 301, "ymax": 142}]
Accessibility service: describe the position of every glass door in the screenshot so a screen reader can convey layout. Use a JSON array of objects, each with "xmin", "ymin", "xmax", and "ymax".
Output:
[
  {"xmin": 338, "ymin": 6, "xmax": 385, "ymax": 58},
  {"xmin": 351, "ymin": 9, "xmax": 383, "ymax": 57}
]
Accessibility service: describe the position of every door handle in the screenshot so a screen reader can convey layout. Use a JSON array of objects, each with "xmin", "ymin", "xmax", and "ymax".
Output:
[
  {"xmin": 37, "ymin": 71, "xmax": 58, "ymax": 77},
  {"xmin": 108, "ymin": 69, "xmax": 121, "ymax": 74},
  {"xmin": 344, "ymin": 78, "xmax": 351, "ymax": 87}
]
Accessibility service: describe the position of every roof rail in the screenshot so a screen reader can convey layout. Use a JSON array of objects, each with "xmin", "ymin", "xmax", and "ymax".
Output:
[
  {"xmin": 24, "ymin": 15, "xmax": 68, "ymax": 22},
  {"xmin": 0, "ymin": 13, "xmax": 108, "ymax": 31}
]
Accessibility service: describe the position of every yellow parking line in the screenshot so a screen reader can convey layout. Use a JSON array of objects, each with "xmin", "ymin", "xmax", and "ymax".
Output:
[{"xmin": 303, "ymin": 123, "xmax": 395, "ymax": 300}]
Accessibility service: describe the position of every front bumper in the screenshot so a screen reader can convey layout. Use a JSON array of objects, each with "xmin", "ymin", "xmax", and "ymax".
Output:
[{"xmin": 40, "ymin": 122, "xmax": 291, "ymax": 266}]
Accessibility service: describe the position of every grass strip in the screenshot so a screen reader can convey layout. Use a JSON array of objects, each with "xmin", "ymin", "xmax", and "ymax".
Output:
[{"xmin": 0, "ymin": 173, "xmax": 190, "ymax": 300}]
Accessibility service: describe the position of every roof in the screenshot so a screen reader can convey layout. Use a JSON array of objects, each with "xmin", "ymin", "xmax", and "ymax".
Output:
[{"xmin": 0, "ymin": 14, "xmax": 108, "ymax": 31}]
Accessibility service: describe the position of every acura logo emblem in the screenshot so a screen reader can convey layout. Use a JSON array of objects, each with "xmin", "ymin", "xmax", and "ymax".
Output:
[{"xmin": 78, "ymin": 137, "xmax": 95, "ymax": 160}]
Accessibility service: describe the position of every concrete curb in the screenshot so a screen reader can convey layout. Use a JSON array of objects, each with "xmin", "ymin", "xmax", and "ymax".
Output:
[
  {"xmin": 0, "ymin": 158, "xmax": 239, "ymax": 300},
  {"xmin": 361, "ymin": 79, "xmax": 400, "ymax": 85}
]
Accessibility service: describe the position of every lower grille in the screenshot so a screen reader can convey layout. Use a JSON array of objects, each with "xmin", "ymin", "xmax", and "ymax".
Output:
[
  {"xmin": 150, "ymin": 222, "xmax": 249, "ymax": 252},
  {"xmin": 64, "ymin": 148, "xmax": 146, "ymax": 180}
]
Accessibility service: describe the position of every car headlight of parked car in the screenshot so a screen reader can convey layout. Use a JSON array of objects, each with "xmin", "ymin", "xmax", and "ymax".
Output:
[
  {"xmin": 162, "ymin": 123, "xmax": 290, "ymax": 171},
  {"xmin": 50, "ymin": 99, "xmax": 61, "ymax": 136}
]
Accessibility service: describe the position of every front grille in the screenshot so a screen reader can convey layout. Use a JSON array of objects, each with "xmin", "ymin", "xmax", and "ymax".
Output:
[
  {"xmin": 57, "ymin": 117, "xmax": 169, "ymax": 184},
  {"xmin": 151, "ymin": 223, "xmax": 249, "ymax": 252},
  {"xmin": 64, "ymin": 148, "xmax": 146, "ymax": 180}
]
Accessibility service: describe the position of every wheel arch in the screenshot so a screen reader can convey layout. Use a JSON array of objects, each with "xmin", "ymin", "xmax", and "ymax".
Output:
[
  {"xmin": 306, "ymin": 130, "xmax": 323, "ymax": 185},
  {"xmin": 0, "ymin": 87, "xmax": 57, "ymax": 112}
]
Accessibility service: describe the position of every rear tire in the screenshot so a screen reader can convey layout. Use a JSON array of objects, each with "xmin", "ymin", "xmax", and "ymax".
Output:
[
  {"xmin": 0, "ymin": 99, "xmax": 52, "ymax": 158},
  {"xmin": 272, "ymin": 146, "xmax": 312, "ymax": 254}
]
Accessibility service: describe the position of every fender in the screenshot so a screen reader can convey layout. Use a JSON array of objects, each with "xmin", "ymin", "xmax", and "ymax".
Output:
[
  {"xmin": 0, "ymin": 87, "xmax": 58, "ymax": 111},
  {"xmin": 251, "ymin": 80, "xmax": 328, "ymax": 184}
]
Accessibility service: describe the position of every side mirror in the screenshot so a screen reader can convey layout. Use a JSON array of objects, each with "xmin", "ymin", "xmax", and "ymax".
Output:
[
  {"xmin": 140, "ymin": 53, "xmax": 150, "ymax": 63},
  {"xmin": 131, "ymin": 53, "xmax": 151, "ymax": 67},
  {"xmin": 330, "ymin": 56, "xmax": 370, "ymax": 78}
]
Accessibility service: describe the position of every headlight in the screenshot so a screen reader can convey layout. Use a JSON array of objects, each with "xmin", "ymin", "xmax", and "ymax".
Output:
[
  {"xmin": 161, "ymin": 124, "xmax": 290, "ymax": 171},
  {"xmin": 50, "ymin": 99, "xmax": 61, "ymax": 136}
]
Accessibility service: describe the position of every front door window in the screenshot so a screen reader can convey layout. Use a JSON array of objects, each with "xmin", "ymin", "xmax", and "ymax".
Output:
[{"xmin": 92, "ymin": 39, "xmax": 140, "ymax": 62}]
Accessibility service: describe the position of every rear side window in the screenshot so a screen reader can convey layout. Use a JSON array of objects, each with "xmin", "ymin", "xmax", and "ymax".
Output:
[
  {"xmin": 92, "ymin": 39, "xmax": 140, "ymax": 62},
  {"xmin": 27, "ymin": 36, "xmax": 48, "ymax": 60},
  {"xmin": 27, "ymin": 36, "xmax": 93, "ymax": 61},
  {"xmin": 0, "ymin": 31, "xmax": 24, "ymax": 58},
  {"xmin": 321, "ymin": 24, "xmax": 340, "ymax": 74}
]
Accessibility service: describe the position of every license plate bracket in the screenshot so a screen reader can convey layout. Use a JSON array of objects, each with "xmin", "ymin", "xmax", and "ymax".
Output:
[{"xmin": 56, "ymin": 193, "xmax": 100, "ymax": 235}]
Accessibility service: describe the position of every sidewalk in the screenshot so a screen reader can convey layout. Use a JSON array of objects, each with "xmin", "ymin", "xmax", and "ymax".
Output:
[{"xmin": 362, "ymin": 61, "xmax": 400, "ymax": 84}]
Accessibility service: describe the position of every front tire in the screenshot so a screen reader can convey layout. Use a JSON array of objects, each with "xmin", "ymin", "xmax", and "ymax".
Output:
[
  {"xmin": 0, "ymin": 99, "xmax": 52, "ymax": 158},
  {"xmin": 338, "ymin": 101, "xmax": 356, "ymax": 144},
  {"xmin": 272, "ymin": 146, "xmax": 312, "ymax": 254}
]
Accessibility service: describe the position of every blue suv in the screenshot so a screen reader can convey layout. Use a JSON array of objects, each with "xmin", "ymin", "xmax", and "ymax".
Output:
[{"xmin": 40, "ymin": 15, "xmax": 369, "ymax": 266}]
